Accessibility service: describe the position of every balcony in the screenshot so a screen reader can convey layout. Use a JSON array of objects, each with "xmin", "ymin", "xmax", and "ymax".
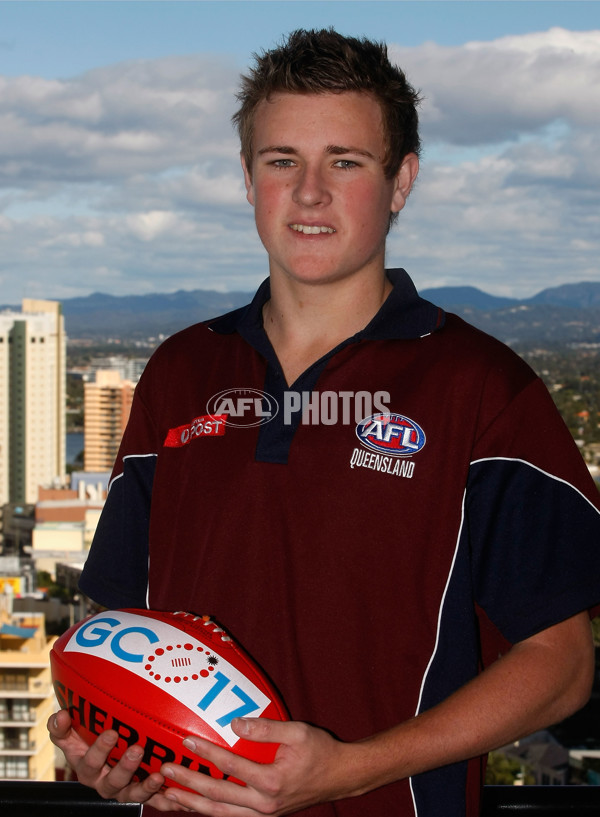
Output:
[
  {"xmin": 0, "ymin": 680, "xmax": 29, "ymax": 692},
  {"xmin": 0, "ymin": 783, "xmax": 600, "ymax": 815},
  {"xmin": 0, "ymin": 711, "xmax": 37, "ymax": 725},
  {"xmin": 0, "ymin": 686, "xmax": 52, "ymax": 699},
  {"xmin": 0, "ymin": 737, "xmax": 35, "ymax": 752}
]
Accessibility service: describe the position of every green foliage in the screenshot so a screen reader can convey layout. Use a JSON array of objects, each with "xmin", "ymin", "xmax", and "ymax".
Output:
[
  {"xmin": 517, "ymin": 345, "xmax": 600, "ymax": 455},
  {"xmin": 66, "ymin": 373, "xmax": 84, "ymax": 432},
  {"xmin": 486, "ymin": 751, "xmax": 535, "ymax": 785},
  {"xmin": 36, "ymin": 570, "xmax": 70, "ymax": 602}
]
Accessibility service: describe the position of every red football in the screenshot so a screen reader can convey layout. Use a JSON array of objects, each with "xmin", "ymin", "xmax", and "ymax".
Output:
[{"xmin": 50, "ymin": 609, "xmax": 288, "ymax": 788}]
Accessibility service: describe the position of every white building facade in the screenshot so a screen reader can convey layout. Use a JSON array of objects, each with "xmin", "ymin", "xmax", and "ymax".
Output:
[{"xmin": 0, "ymin": 300, "xmax": 66, "ymax": 505}]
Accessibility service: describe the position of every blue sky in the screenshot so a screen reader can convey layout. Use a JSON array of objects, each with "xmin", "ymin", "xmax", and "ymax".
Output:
[
  {"xmin": 3, "ymin": 2, "xmax": 597, "ymax": 76},
  {"xmin": 1, "ymin": 1, "xmax": 599, "ymax": 303}
]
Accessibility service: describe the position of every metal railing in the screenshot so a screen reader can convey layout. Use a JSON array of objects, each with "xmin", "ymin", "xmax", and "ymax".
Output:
[
  {"xmin": 0, "ymin": 710, "xmax": 37, "ymax": 723},
  {"xmin": 1, "ymin": 783, "xmax": 600, "ymax": 815},
  {"xmin": 482, "ymin": 784, "xmax": 600, "ymax": 813},
  {"xmin": 0, "ymin": 738, "xmax": 35, "ymax": 750}
]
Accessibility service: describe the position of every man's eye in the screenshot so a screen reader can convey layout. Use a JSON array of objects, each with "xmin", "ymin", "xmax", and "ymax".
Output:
[
  {"xmin": 334, "ymin": 160, "xmax": 358, "ymax": 169},
  {"xmin": 273, "ymin": 159, "xmax": 295, "ymax": 168}
]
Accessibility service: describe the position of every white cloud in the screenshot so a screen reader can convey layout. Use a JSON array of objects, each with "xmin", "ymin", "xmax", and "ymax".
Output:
[
  {"xmin": 43, "ymin": 229, "xmax": 106, "ymax": 249},
  {"xmin": 392, "ymin": 28, "xmax": 600, "ymax": 145},
  {"xmin": 0, "ymin": 55, "xmax": 240, "ymax": 183},
  {"xmin": 126, "ymin": 210, "xmax": 178, "ymax": 241},
  {"xmin": 0, "ymin": 29, "xmax": 599, "ymax": 304},
  {"xmin": 382, "ymin": 28, "xmax": 600, "ymax": 296}
]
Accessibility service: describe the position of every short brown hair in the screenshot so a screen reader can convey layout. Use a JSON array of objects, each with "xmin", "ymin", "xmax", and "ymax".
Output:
[{"xmin": 233, "ymin": 28, "xmax": 421, "ymax": 181}]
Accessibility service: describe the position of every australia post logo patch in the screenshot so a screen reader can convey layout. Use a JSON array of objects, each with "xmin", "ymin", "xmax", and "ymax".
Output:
[
  {"xmin": 164, "ymin": 414, "xmax": 227, "ymax": 448},
  {"xmin": 356, "ymin": 413, "xmax": 426, "ymax": 457}
]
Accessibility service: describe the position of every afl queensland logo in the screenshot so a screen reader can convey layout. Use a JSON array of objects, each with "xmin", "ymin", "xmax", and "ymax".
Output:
[
  {"xmin": 356, "ymin": 413, "xmax": 426, "ymax": 457},
  {"xmin": 206, "ymin": 388, "xmax": 279, "ymax": 428}
]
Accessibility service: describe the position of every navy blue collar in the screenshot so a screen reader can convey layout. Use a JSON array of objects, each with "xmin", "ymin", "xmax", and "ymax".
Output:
[
  {"xmin": 206, "ymin": 269, "xmax": 445, "ymax": 464},
  {"xmin": 207, "ymin": 268, "xmax": 445, "ymax": 344}
]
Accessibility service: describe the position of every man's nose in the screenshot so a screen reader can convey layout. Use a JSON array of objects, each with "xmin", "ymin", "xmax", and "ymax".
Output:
[{"xmin": 292, "ymin": 165, "xmax": 332, "ymax": 207}]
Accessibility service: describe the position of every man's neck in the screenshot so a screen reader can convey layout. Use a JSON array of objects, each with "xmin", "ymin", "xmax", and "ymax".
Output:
[{"xmin": 262, "ymin": 271, "xmax": 392, "ymax": 386}]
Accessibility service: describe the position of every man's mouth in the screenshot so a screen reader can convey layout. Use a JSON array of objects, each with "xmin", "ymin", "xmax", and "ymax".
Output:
[{"xmin": 290, "ymin": 224, "xmax": 336, "ymax": 235}]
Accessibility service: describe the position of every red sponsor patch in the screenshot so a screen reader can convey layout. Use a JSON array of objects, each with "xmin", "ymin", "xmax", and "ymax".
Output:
[{"xmin": 164, "ymin": 415, "xmax": 227, "ymax": 448}]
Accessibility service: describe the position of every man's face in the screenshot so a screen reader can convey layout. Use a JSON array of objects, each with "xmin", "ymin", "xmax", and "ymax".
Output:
[{"xmin": 242, "ymin": 91, "xmax": 418, "ymax": 288}]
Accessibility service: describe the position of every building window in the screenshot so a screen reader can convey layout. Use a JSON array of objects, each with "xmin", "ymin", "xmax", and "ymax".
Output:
[
  {"xmin": 0, "ymin": 671, "xmax": 28, "ymax": 692},
  {"xmin": 0, "ymin": 756, "xmax": 29, "ymax": 778},
  {"xmin": 11, "ymin": 700, "xmax": 30, "ymax": 720}
]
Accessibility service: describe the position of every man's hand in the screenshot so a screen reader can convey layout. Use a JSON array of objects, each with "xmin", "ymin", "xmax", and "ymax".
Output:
[
  {"xmin": 158, "ymin": 612, "xmax": 594, "ymax": 816},
  {"xmin": 49, "ymin": 613, "xmax": 594, "ymax": 816},
  {"xmin": 47, "ymin": 710, "xmax": 182, "ymax": 811},
  {"xmin": 160, "ymin": 718, "xmax": 360, "ymax": 816}
]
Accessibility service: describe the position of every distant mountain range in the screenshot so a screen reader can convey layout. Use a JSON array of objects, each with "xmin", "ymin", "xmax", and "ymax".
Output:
[
  {"xmin": 59, "ymin": 289, "xmax": 253, "ymax": 340},
  {"xmin": 420, "ymin": 282, "xmax": 600, "ymax": 311},
  {"xmin": 4, "ymin": 281, "xmax": 600, "ymax": 344},
  {"xmin": 418, "ymin": 282, "xmax": 600, "ymax": 344}
]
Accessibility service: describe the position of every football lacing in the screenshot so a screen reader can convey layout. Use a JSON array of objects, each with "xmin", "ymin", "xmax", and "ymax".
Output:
[{"xmin": 173, "ymin": 611, "xmax": 232, "ymax": 641}]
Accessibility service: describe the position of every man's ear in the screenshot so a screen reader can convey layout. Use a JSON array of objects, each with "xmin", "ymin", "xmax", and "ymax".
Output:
[
  {"xmin": 390, "ymin": 153, "xmax": 419, "ymax": 214},
  {"xmin": 241, "ymin": 154, "xmax": 255, "ymax": 207}
]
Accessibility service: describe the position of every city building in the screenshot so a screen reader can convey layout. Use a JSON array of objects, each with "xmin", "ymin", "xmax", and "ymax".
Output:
[
  {"xmin": 84, "ymin": 370, "xmax": 134, "ymax": 472},
  {"xmin": 0, "ymin": 557, "xmax": 35, "ymax": 599},
  {"xmin": 497, "ymin": 731, "xmax": 570, "ymax": 786},
  {"xmin": 87, "ymin": 355, "xmax": 147, "ymax": 385},
  {"xmin": 0, "ymin": 505, "xmax": 35, "ymax": 556},
  {"xmin": 31, "ymin": 478, "xmax": 108, "ymax": 578},
  {"xmin": 0, "ymin": 602, "xmax": 57, "ymax": 782},
  {"xmin": 0, "ymin": 300, "xmax": 66, "ymax": 506}
]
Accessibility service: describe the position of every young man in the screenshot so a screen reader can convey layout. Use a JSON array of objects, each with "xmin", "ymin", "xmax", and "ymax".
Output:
[{"xmin": 49, "ymin": 29, "xmax": 600, "ymax": 816}]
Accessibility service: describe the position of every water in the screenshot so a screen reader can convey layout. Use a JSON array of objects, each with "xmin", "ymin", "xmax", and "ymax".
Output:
[{"xmin": 66, "ymin": 432, "xmax": 84, "ymax": 466}]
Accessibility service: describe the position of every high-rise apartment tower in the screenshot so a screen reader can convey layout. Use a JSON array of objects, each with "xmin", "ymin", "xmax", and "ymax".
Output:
[
  {"xmin": 0, "ymin": 300, "xmax": 66, "ymax": 505},
  {"xmin": 84, "ymin": 370, "xmax": 134, "ymax": 472},
  {"xmin": 0, "ymin": 606, "xmax": 58, "ymax": 782}
]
